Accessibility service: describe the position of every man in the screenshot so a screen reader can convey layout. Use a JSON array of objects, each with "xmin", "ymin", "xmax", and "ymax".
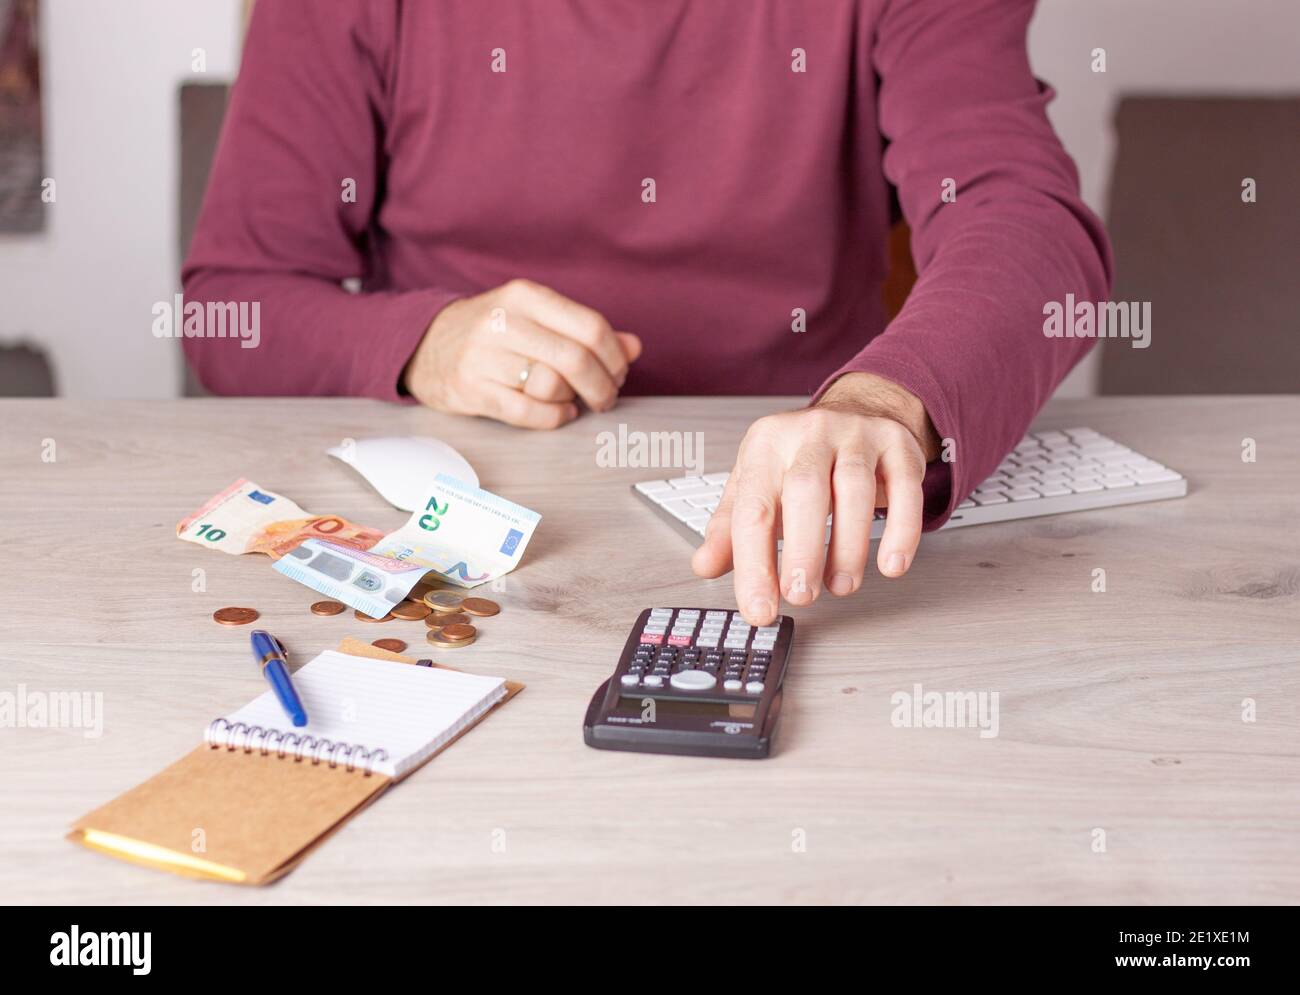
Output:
[{"xmin": 183, "ymin": 0, "xmax": 1111, "ymax": 626}]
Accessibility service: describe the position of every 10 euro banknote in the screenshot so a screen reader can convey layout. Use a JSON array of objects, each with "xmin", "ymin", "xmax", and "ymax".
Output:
[
  {"xmin": 177, "ymin": 479, "xmax": 385, "ymax": 559},
  {"xmin": 272, "ymin": 474, "xmax": 541, "ymax": 617}
]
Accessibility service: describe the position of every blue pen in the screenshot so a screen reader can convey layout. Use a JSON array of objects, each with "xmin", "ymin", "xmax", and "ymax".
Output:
[{"xmin": 249, "ymin": 630, "xmax": 308, "ymax": 727}]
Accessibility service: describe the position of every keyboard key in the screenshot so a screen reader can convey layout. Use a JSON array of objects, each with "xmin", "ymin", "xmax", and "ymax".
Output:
[
  {"xmin": 657, "ymin": 499, "xmax": 697, "ymax": 521},
  {"xmin": 1102, "ymin": 476, "xmax": 1136, "ymax": 489},
  {"xmin": 1134, "ymin": 468, "xmax": 1181, "ymax": 483},
  {"xmin": 635, "ymin": 480, "xmax": 675, "ymax": 495},
  {"xmin": 1037, "ymin": 483, "xmax": 1072, "ymax": 497},
  {"xmin": 668, "ymin": 476, "xmax": 706, "ymax": 489},
  {"xmin": 974, "ymin": 492, "xmax": 1008, "ymax": 505},
  {"xmin": 1068, "ymin": 478, "xmax": 1103, "ymax": 493}
]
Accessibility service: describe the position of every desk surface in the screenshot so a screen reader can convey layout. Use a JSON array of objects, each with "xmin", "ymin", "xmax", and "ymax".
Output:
[{"xmin": 1, "ymin": 395, "xmax": 1296, "ymax": 905}]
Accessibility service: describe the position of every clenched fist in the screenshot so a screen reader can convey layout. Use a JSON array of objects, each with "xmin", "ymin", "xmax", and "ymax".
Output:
[{"xmin": 404, "ymin": 279, "xmax": 642, "ymax": 428}]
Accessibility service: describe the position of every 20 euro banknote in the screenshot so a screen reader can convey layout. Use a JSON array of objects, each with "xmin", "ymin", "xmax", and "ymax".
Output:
[
  {"xmin": 271, "ymin": 474, "xmax": 541, "ymax": 617},
  {"xmin": 177, "ymin": 479, "xmax": 385, "ymax": 559}
]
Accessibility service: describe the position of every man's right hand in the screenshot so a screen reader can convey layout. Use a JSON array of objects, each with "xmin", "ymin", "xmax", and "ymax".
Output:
[{"xmin": 403, "ymin": 279, "xmax": 642, "ymax": 429}]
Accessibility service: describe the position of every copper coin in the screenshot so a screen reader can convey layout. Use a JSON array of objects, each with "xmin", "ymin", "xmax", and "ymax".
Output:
[
  {"xmin": 355, "ymin": 609, "xmax": 393, "ymax": 623},
  {"xmin": 427, "ymin": 628, "xmax": 476, "ymax": 648},
  {"xmin": 460, "ymin": 597, "xmax": 500, "ymax": 617},
  {"xmin": 371, "ymin": 638, "xmax": 408, "ymax": 653},
  {"xmin": 423, "ymin": 591, "xmax": 465, "ymax": 614},
  {"xmin": 391, "ymin": 600, "xmax": 432, "ymax": 621},
  {"xmin": 439, "ymin": 623, "xmax": 477, "ymax": 641},
  {"xmin": 213, "ymin": 607, "xmax": 259, "ymax": 626},
  {"xmin": 424, "ymin": 611, "xmax": 469, "ymax": 630},
  {"xmin": 408, "ymin": 582, "xmax": 435, "ymax": 602},
  {"xmin": 310, "ymin": 600, "xmax": 347, "ymax": 616}
]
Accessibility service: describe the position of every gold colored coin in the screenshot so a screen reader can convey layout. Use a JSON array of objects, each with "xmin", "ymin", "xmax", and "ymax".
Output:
[
  {"xmin": 371, "ymin": 638, "xmax": 408, "ymax": 653},
  {"xmin": 391, "ymin": 600, "xmax": 432, "ymax": 621},
  {"xmin": 460, "ymin": 597, "xmax": 500, "ymax": 617},
  {"xmin": 423, "ymin": 591, "xmax": 464, "ymax": 614},
  {"xmin": 355, "ymin": 609, "xmax": 393, "ymax": 623},
  {"xmin": 213, "ymin": 606, "xmax": 259, "ymax": 626},
  {"xmin": 310, "ymin": 600, "xmax": 347, "ymax": 616}
]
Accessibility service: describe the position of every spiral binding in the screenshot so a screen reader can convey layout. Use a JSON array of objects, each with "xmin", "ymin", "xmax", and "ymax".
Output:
[{"xmin": 205, "ymin": 718, "xmax": 389, "ymax": 776}]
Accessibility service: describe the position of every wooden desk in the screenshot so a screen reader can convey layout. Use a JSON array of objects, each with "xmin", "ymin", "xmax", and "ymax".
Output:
[{"xmin": 0, "ymin": 396, "xmax": 1295, "ymax": 904}]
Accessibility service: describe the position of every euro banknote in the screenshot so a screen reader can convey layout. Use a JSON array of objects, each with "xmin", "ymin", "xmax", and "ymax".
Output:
[
  {"xmin": 271, "ymin": 474, "xmax": 541, "ymax": 617},
  {"xmin": 177, "ymin": 479, "xmax": 385, "ymax": 560}
]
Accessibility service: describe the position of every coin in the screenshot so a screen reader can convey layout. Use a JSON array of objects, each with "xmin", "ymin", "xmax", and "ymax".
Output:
[
  {"xmin": 310, "ymin": 600, "xmax": 347, "ymax": 616},
  {"xmin": 213, "ymin": 607, "xmax": 259, "ymax": 626},
  {"xmin": 371, "ymin": 638, "xmax": 408, "ymax": 653},
  {"xmin": 460, "ymin": 597, "xmax": 500, "ymax": 617},
  {"xmin": 424, "ymin": 612, "xmax": 469, "ymax": 630},
  {"xmin": 423, "ymin": 591, "xmax": 464, "ymax": 614},
  {"xmin": 426, "ymin": 628, "xmax": 477, "ymax": 648},
  {"xmin": 391, "ymin": 600, "xmax": 432, "ymax": 621},
  {"xmin": 355, "ymin": 609, "xmax": 393, "ymax": 623},
  {"xmin": 439, "ymin": 623, "xmax": 477, "ymax": 641}
]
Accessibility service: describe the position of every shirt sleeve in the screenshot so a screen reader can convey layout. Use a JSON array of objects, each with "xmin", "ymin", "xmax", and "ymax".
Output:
[
  {"xmin": 181, "ymin": 0, "xmax": 458, "ymax": 401},
  {"xmin": 815, "ymin": 0, "xmax": 1114, "ymax": 527}
]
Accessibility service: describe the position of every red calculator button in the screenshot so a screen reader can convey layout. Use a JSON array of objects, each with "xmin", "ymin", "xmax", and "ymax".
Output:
[
  {"xmin": 639, "ymin": 633, "xmax": 664, "ymax": 645},
  {"xmin": 667, "ymin": 635, "xmax": 692, "ymax": 647}
]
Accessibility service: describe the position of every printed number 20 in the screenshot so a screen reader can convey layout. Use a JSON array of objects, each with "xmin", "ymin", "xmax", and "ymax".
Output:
[{"xmin": 419, "ymin": 498, "xmax": 450, "ymax": 532}]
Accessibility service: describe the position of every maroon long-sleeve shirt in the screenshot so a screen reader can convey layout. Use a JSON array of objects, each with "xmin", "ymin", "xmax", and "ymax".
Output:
[{"xmin": 183, "ymin": 0, "xmax": 1111, "ymax": 528}]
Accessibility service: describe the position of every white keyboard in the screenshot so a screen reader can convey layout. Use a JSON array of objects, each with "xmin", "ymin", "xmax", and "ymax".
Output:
[{"xmin": 632, "ymin": 427, "xmax": 1187, "ymax": 545}]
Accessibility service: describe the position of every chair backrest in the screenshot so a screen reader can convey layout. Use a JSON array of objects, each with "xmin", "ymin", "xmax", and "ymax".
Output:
[{"xmin": 1101, "ymin": 96, "xmax": 1300, "ymax": 394}]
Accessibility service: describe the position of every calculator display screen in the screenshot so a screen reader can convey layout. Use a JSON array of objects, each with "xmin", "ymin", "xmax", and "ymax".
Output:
[{"xmin": 616, "ymin": 697, "xmax": 757, "ymax": 720}]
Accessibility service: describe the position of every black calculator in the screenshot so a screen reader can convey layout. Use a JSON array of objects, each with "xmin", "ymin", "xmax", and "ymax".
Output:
[{"xmin": 583, "ymin": 607, "xmax": 795, "ymax": 759}]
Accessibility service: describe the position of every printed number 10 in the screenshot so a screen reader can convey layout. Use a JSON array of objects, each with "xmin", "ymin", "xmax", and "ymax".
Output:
[{"xmin": 196, "ymin": 523, "xmax": 227, "ymax": 542}]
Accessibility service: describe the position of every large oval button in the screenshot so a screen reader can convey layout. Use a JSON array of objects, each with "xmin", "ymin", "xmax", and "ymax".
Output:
[{"xmin": 670, "ymin": 670, "xmax": 717, "ymax": 691}]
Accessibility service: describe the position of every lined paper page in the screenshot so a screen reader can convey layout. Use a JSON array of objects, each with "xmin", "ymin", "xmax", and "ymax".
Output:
[{"xmin": 205, "ymin": 651, "xmax": 506, "ymax": 778}]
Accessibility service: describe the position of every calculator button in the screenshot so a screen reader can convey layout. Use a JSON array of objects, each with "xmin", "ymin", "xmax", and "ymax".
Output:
[
  {"xmin": 723, "ymin": 679, "xmax": 743, "ymax": 692},
  {"xmin": 620, "ymin": 674, "xmax": 641, "ymax": 687},
  {"xmin": 667, "ymin": 635, "xmax": 693, "ymax": 647},
  {"xmin": 675, "ymin": 609, "xmax": 700, "ymax": 620},
  {"xmin": 744, "ymin": 681, "xmax": 765, "ymax": 694},
  {"xmin": 642, "ymin": 675, "xmax": 664, "ymax": 688},
  {"xmin": 670, "ymin": 670, "xmax": 717, "ymax": 691},
  {"xmin": 639, "ymin": 633, "xmax": 663, "ymax": 645}
]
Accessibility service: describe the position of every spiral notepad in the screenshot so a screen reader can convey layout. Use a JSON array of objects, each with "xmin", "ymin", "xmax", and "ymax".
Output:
[
  {"xmin": 69, "ymin": 642, "xmax": 519, "ymax": 885},
  {"xmin": 206, "ymin": 650, "xmax": 505, "ymax": 778}
]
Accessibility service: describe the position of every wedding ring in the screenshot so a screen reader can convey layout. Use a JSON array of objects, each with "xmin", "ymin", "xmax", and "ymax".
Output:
[{"xmin": 517, "ymin": 363, "xmax": 532, "ymax": 389}]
